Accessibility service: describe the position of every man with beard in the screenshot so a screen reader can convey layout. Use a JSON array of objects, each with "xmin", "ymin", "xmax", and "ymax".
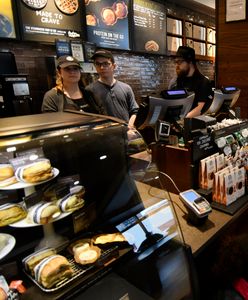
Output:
[{"xmin": 167, "ymin": 46, "xmax": 213, "ymax": 118}]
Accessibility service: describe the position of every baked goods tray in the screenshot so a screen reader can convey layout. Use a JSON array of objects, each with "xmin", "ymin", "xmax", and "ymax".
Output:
[{"xmin": 23, "ymin": 246, "xmax": 119, "ymax": 293}]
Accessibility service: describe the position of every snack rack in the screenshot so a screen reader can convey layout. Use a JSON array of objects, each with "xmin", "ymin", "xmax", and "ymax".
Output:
[
  {"xmin": 2, "ymin": 168, "xmax": 72, "ymax": 250},
  {"xmin": 24, "ymin": 245, "xmax": 121, "ymax": 293}
]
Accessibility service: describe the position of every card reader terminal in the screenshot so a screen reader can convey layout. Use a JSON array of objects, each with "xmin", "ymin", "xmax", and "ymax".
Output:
[
  {"xmin": 155, "ymin": 120, "xmax": 170, "ymax": 142},
  {"xmin": 179, "ymin": 189, "xmax": 212, "ymax": 224}
]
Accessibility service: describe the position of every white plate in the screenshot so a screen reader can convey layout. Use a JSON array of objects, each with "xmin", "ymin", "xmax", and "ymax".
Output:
[
  {"xmin": 9, "ymin": 211, "xmax": 72, "ymax": 228},
  {"xmin": 0, "ymin": 233, "xmax": 16, "ymax": 260},
  {"xmin": 0, "ymin": 168, "xmax": 59, "ymax": 191}
]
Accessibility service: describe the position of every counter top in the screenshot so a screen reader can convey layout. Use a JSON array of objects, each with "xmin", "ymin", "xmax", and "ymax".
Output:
[
  {"xmin": 130, "ymin": 150, "xmax": 151, "ymax": 162},
  {"xmin": 135, "ymin": 181, "xmax": 248, "ymax": 256},
  {"xmin": 170, "ymin": 193, "xmax": 239, "ymax": 256},
  {"xmin": 133, "ymin": 151, "xmax": 248, "ymax": 256}
]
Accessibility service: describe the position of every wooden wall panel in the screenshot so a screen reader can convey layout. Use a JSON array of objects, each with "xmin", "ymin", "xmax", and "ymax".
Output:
[{"xmin": 216, "ymin": 0, "xmax": 248, "ymax": 118}]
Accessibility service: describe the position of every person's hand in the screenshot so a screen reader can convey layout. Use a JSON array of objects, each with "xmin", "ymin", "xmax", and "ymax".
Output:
[
  {"xmin": 128, "ymin": 123, "xmax": 135, "ymax": 130},
  {"xmin": 127, "ymin": 128, "xmax": 138, "ymax": 140}
]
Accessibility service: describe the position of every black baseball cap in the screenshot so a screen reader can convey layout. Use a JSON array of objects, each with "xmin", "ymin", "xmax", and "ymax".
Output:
[
  {"xmin": 91, "ymin": 49, "xmax": 115, "ymax": 63},
  {"xmin": 57, "ymin": 55, "xmax": 81, "ymax": 69},
  {"xmin": 175, "ymin": 46, "xmax": 196, "ymax": 64}
]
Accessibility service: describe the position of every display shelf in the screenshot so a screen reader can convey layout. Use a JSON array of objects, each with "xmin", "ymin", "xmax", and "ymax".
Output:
[
  {"xmin": 211, "ymin": 194, "xmax": 248, "ymax": 216},
  {"xmin": 36, "ymin": 222, "xmax": 69, "ymax": 251},
  {"xmin": 10, "ymin": 211, "xmax": 72, "ymax": 250},
  {"xmin": 9, "ymin": 210, "xmax": 71, "ymax": 228},
  {"xmin": 166, "ymin": 15, "xmax": 183, "ymax": 53},
  {"xmin": 207, "ymin": 27, "xmax": 216, "ymax": 44},
  {"xmin": 167, "ymin": 17, "xmax": 183, "ymax": 35},
  {"xmin": 185, "ymin": 21, "xmax": 215, "ymax": 59},
  {"xmin": 212, "ymin": 120, "xmax": 248, "ymax": 140},
  {"xmin": 0, "ymin": 168, "xmax": 59, "ymax": 196},
  {"xmin": 167, "ymin": 36, "xmax": 183, "ymax": 53},
  {"xmin": 166, "ymin": 14, "xmax": 215, "ymax": 60}
]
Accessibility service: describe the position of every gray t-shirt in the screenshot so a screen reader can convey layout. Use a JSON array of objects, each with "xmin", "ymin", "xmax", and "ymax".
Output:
[
  {"xmin": 42, "ymin": 87, "xmax": 104, "ymax": 114},
  {"xmin": 85, "ymin": 80, "xmax": 139, "ymax": 122}
]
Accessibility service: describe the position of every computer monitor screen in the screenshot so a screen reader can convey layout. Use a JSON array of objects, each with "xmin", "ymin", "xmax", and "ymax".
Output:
[
  {"xmin": 135, "ymin": 91, "xmax": 195, "ymax": 130},
  {"xmin": 0, "ymin": 51, "xmax": 18, "ymax": 74},
  {"xmin": 205, "ymin": 87, "xmax": 241, "ymax": 114}
]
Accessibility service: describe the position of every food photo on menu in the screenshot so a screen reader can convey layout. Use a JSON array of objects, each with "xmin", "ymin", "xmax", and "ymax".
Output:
[
  {"xmin": 0, "ymin": 0, "xmax": 16, "ymax": 39},
  {"xmin": 132, "ymin": 0, "xmax": 166, "ymax": 54},
  {"xmin": 0, "ymin": 14, "xmax": 13, "ymax": 38},
  {"xmin": 18, "ymin": 0, "xmax": 82, "ymax": 42},
  {"xmin": 85, "ymin": 0, "xmax": 130, "ymax": 50},
  {"xmin": 21, "ymin": 0, "xmax": 79, "ymax": 14},
  {"xmin": 86, "ymin": 1, "xmax": 127, "ymax": 27}
]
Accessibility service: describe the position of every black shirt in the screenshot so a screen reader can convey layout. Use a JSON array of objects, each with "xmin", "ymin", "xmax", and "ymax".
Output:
[{"xmin": 169, "ymin": 69, "xmax": 213, "ymax": 113}]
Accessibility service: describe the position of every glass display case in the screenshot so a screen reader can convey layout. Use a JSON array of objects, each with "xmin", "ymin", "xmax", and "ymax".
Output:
[{"xmin": 0, "ymin": 111, "xmax": 198, "ymax": 299}]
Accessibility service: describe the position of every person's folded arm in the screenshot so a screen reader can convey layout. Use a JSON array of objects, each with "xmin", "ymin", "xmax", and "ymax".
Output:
[
  {"xmin": 186, "ymin": 102, "xmax": 205, "ymax": 118},
  {"xmin": 128, "ymin": 114, "xmax": 137, "ymax": 128}
]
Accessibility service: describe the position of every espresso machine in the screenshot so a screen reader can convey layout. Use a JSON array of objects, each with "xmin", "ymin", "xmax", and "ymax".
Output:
[{"xmin": 0, "ymin": 51, "xmax": 32, "ymax": 117}]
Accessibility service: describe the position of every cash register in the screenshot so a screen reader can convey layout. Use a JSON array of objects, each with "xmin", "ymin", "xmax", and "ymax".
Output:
[
  {"xmin": 134, "ymin": 89, "xmax": 195, "ymax": 144},
  {"xmin": 204, "ymin": 86, "xmax": 241, "ymax": 120},
  {"xmin": 0, "ymin": 51, "xmax": 32, "ymax": 117}
]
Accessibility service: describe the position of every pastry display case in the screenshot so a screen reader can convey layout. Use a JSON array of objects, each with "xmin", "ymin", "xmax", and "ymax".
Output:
[{"xmin": 0, "ymin": 111, "xmax": 198, "ymax": 299}]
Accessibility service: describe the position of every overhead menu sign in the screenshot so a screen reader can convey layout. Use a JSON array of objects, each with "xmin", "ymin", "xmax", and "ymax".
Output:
[
  {"xmin": 0, "ymin": 0, "xmax": 17, "ymax": 39},
  {"xmin": 133, "ymin": 0, "xmax": 166, "ymax": 55},
  {"xmin": 85, "ymin": 0, "xmax": 130, "ymax": 50},
  {"xmin": 17, "ymin": 0, "xmax": 82, "ymax": 43}
]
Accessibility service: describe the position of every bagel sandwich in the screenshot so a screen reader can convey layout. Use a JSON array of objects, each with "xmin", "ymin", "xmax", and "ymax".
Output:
[
  {"xmin": 34, "ymin": 255, "xmax": 73, "ymax": 289},
  {"xmin": 16, "ymin": 159, "xmax": 53, "ymax": 183},
  {"xmin": 0, "ymin": 203, "xmax": 27, "ymax": 227}
]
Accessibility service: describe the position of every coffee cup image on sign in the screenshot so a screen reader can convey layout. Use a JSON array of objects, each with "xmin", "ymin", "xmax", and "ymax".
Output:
[
  {"xmin": 54, "ymin": 0, "xmax": 79, "ymax": 15},
  {"xmin": 145, "ymin": 40, "xmax": 160, "ymax": 52},
  {"xmin": 113, "ymin": 1, "xmax": 128, "ymax": 19},
  {"xmin": 21, "ymin": 0, "xmax": 48, "ymax": 9},
  {"xmin": 101, "ymin": 7, "xmax": 117, "ymax": 26},
  {"xmin": 86, "ymin": 14, "xmax": 98, "ymax": 26},
  {"xmin": 227, "ymin": 186, "xmax": 234, "ymax": 195},
  {"xmin": 0, "ymin": 14, "xmax": 13, "ymax": 38},
  {"xmin": 237, "ymin": 181, "xmax": 243, "ymax": 190}
]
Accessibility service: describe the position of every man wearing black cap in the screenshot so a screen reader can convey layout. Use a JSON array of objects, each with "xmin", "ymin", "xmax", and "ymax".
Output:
[
  {"xmin": 85, "ymin": 49, "xmax": 138, "ymax": 127},
  {"xmin": 168, "ymin": 46, "xmax": 213, "ymax": 118},
  {"xmin": 42, "ymin": 55, "xmax": 103, "ymax": 113}
]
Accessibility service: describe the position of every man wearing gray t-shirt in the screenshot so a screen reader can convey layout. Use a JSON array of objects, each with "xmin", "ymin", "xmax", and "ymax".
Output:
[{"xmin": 85, "ymin": 49, "xmax": 138, "ymax": 128}]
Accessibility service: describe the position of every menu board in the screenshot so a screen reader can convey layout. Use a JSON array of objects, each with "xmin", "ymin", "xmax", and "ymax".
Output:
[
  {"xmin": 0, "ymin": 0, "xmax": 17, "ymax": 39},
  {"xmin": 83, "ymin": 41, "xmax": 96, "ymax": 62},
  {"xmin": 133, "ymin": 0, "xmax": 166, "ymax": 55},
  {"xmin": 85, "ymin": 0, "xmax": 130, "ymax": 50},
  {"xmin": 55, "ymin": 39, "xmax": 72, "ymax": 57},
  {"xmin": 18, "ymin": 0, "xmax": 83, "ymax": 43},
  {"xmin": 70, "ymin": 40, "xmax": 85, "ymax": 62}
]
